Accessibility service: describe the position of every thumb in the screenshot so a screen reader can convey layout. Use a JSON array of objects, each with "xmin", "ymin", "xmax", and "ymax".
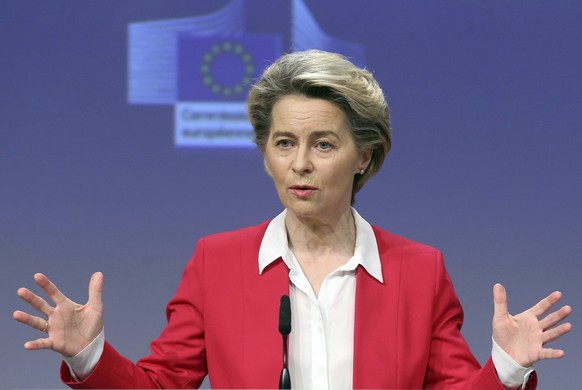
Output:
[
  {"xmin": 88, "ymin": 272, "xmax": 104, "ymax": 306},
  {"xmin": 493, "ymin": 283, "xmax": 508, "ymax": 321}
]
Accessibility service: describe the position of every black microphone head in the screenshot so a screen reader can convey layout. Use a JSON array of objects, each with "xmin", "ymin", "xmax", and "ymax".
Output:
[{"xmin": 278, "ymin": 295, "xmax": 291, "ymax": 336}]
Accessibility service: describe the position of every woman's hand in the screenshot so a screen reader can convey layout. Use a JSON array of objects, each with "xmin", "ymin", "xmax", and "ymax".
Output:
[
  {"xmin": 492, "ymin": 283, "xmax": 572, "ymax": 367},
  {"xmin": 13, "ymin": 272, "xmax": 104, "ymax": 357}
]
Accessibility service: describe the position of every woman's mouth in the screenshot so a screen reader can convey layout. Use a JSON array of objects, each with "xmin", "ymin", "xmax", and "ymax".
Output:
[{"xmin": 289, "ymin": 185, "xmax": 317, "ymax": 198}]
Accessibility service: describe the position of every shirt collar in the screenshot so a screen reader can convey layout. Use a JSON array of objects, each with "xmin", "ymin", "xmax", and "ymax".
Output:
[{"xmin": 258, "ymin": 208, "xmax": 383, "ymax": 283}]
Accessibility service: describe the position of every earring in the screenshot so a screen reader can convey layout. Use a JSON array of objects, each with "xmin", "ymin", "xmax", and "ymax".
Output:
[{"xmin": 359, "ymin": 169, "xmax": 365, "ymax": 175}]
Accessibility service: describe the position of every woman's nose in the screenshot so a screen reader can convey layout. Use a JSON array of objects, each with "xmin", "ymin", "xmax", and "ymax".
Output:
[{"xmin": 291, "ymin": 146, "xmax": 313, "ymax": 174}]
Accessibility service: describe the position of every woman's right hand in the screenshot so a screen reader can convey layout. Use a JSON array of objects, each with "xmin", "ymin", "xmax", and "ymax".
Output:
[{"xmin": 13, "ymin": 272, "xmax": 104, "ymax": 357}]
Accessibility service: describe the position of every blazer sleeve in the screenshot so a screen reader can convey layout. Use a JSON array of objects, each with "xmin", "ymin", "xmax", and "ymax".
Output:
[
  {"xmin": 61, "ymin": 237, "xmax": 209, "ymax": 389},
  {"xmin": 424, "ymin": 251, "xmax": 537, "ymax": 389}
]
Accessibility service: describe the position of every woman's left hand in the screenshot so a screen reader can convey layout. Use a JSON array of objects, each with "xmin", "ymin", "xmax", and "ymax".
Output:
[{"xmin": 492, "ymin": 283, "xmax": 572, "ymax": 367}]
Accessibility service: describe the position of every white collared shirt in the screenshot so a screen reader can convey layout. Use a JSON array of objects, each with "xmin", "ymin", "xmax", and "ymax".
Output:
[{"xmin": 258, "ymin": 208, "xmax": 381, "ymax": 390}]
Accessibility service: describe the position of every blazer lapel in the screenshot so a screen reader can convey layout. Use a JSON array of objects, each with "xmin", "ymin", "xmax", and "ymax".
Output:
[
  {"xmin": 239, "ymin": 226, "xmax": 290, "ymax": 388},
  {"xmin": 353, "ymin": 236, "xmax": 402, "ymax": 389}
]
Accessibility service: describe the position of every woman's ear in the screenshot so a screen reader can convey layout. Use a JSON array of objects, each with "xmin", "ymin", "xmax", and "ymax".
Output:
[{"xmin": 359, "ymin": 149, "xmax": 372, "ymax": 172}]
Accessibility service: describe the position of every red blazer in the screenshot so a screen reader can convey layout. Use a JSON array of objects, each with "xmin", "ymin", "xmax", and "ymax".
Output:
[{"xmin": 62, "ymin": 221, "xmax": 536, "ymax": 389}]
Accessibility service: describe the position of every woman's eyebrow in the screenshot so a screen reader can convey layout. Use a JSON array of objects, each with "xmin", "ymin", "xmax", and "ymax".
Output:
[{"xmin": 270, "ymin": 130, "xmax": 297, "ymax": 139}]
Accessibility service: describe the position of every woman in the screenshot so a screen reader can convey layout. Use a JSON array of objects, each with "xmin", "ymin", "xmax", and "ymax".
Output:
[{"xmin": 14, "ymin": 50, "xmax": 571, "ymax": 389}]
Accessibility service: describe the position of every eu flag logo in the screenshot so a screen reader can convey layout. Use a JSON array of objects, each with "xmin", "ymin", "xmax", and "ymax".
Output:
[{"xmin": 178, "ymin": 35, "xmax": 282, "ymax": 102}]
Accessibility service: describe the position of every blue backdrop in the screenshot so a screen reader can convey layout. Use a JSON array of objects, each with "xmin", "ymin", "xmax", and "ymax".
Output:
[{"xmin": 2, "ymin": 1, "xmax": 580, "ymax": 388}]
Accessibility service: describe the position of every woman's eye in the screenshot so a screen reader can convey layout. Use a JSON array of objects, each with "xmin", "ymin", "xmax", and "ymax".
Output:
[
  {"xmin": 277, "ymin": 139, "xmax": 292, "ymax": 148},
  {"xmin": 317, "ymin": 141, "xmax": 332, "ymax": 150}
]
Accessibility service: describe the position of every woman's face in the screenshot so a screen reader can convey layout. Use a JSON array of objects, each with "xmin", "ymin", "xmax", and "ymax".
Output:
[{"xmin": 265, "ymin": 95, "xmax": 370, "ymax": 223}]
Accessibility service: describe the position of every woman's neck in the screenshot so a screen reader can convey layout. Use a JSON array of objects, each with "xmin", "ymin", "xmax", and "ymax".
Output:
[
  {"xmin": 285, "ymin": 208, "xmax": 356, "ymax": 259},
  {"xmin": 285, "ymin": 208, "xmax": 357, "ymax": 296}
]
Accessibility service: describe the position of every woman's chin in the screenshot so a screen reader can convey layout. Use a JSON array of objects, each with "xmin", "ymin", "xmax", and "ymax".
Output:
[{"xmin": 285, "ymin": 203, "xmax": 321, "ymax": 220}]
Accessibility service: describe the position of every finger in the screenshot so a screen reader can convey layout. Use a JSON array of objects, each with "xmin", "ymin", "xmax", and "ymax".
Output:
[
  {"xmin": 539, "ymin": 305, "xmax": 573, "ymax": 330},
  {"xmin": 492, "ymin": 283, "xmax": 508, "ymax": 319},
  {"xmin": 24, "ymin": 337, "xmax": 54, "ymax": 351},
  {"xmin": 542, "ymin": 322, "xmax": 573, "ymax": 345},
  {"xmin": 538, "ymin": 347, "xmax": 566, "ymax": 360},
  {"xmin": 13, "ymin": 310, "xmax": 49, "ymax": 332},
  {"xmin": 34, "ymin": 273, "xmax": 67, "ymax": 306},
  {"xmin": 529, "ymin": 291, "xmax": 563, "ymax": 318},
  {"xmin": 88, "ymin": 272, "xmax": 104, "ymax": 306},
  {"xmin": 16, "ymin": 287, "xmax": 54, "ymax": 317}
]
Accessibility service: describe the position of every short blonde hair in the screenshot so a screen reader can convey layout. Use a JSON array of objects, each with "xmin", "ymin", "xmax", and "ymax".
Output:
[{"xmin": 247, "ymin": 50, "xmax": 391, "ymax": 204}]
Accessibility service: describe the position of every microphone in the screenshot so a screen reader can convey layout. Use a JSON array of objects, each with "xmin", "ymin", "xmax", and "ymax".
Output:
[{"xmin": 278, "ymin": 295, "xmax": 291, "ymax": 389}]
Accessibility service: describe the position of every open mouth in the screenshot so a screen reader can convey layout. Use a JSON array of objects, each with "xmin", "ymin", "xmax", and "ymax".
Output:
[
  {"xmin": 290, "ymin": 185, "xmax": 316, "ymax": 191},
  {"xmin": 289, "ymin": 185, "xmax": 317, "ymax": 198}
]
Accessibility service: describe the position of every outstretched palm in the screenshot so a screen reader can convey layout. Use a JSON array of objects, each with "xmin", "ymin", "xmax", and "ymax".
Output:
[
  {"xmin": 492, "ymin": 283, "xmax": 572, "ymax": 368},
  {"xmin": 13, "ymin": 272, "xmax": 104, "ymax": 357}
]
